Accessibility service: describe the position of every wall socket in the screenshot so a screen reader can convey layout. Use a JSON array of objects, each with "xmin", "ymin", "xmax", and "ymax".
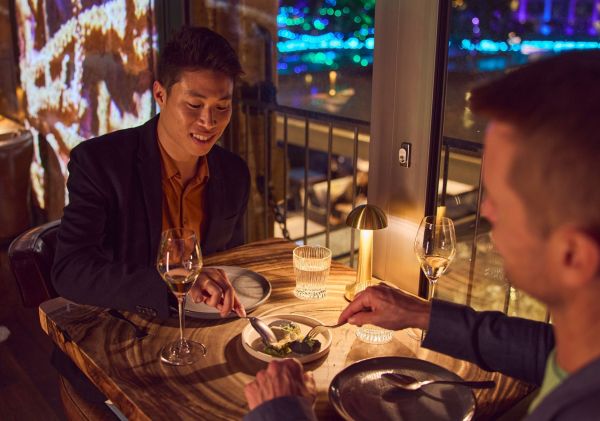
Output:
[{"xmin": 399, "ymin": 142, "xmax": 411, "ymax": 167}]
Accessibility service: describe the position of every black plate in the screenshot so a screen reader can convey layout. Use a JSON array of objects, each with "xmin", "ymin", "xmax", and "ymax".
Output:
[{"xmin": 329, "ymin": 356, "xmax": 475, "ymax": 421}]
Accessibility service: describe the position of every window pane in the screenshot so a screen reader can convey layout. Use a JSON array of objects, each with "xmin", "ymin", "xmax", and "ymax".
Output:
[
  {"xmin": 273, "ymin": 1, "xmax": 375, "ymax": 263},
  {"xmin": 438, "ymin": 0, "xmax": 599, "ymax": 321},
  {"xmin": 445, "ymin": 0, "xmax": 600, "ymax": 143},
  {"xmin": 277, "ymin": 0, "xmax": 375, "ymax": 121}
]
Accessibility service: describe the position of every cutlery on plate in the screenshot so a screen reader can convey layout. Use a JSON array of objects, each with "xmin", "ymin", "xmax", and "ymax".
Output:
[
  {"xmin": 304, "ymin": 321, "xmax": 346, "ymax": 341},
  {"xmin": 240, "ymin": 316, "xmax": 278, "ymax": 346},
  {"xmin": 107, "ymin": 309, "xmax": 149, "ymax": 340},
  {"xmin": 382, "ymin": 372, "xmax": 496, "ymax": 391},
  {"xmin": 304, "ymin": 308, "xmax": 371, "ymax": 341}
]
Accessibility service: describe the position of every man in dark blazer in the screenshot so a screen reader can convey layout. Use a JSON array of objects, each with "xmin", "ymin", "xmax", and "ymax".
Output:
[
  {"xmin": 53, "ymin": 26, "xmax": 248, "ymax": 322},
  {"xmin": 51, "ymin": 27, "xmax": 249, "ymax": 413},
  {"xmin": 243, "ymin": 52, "xmax": 600, "ymax": 421},
  {"xmin": 52, "ymin": 114, "xmax": 249, "ymax": 318}
]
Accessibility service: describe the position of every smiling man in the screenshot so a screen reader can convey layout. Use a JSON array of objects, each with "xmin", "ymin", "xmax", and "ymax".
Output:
[
  {"xmin": 52, "ymin": 27, "xmax": 249, "ymax": 414},
  {"xmin": 244, "ymin": 52, "xmax": 600, "ymax": 421}
]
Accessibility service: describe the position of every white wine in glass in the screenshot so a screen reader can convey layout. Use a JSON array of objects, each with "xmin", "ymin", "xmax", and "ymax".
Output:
[
  {"xmin": 156, "ymin": 228, "xmax": 206, "ymax": 365},
  {"xmin": 417, "ymin": 255, "xmax": 451, "ymax": 282},
  {"xmin": 411, "ymin": 216, "xmax": 456, "ymax": 340}
]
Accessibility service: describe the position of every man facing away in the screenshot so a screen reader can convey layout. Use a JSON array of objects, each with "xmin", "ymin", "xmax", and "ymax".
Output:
[
  {"xmin": 52, "ymin": 26, "xmax": 249, "ymax": 410},
  {"xmin": 243, "ymin": 51, "xmax": 600, "ymax": 421}
]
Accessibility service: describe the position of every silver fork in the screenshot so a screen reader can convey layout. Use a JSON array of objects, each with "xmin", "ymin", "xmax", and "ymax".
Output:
[{"xmin": 304, "ymin": 321, "xmax": 346, "ymax": 341}]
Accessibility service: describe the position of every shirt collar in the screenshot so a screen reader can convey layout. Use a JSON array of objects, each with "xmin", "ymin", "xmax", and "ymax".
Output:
[{"xmin": 158, "ymin": 139, "xmax": 210, "ymax": 183}]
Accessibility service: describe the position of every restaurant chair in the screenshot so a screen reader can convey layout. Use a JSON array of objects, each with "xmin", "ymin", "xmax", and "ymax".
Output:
[
  {"xmin": 8, "ymin": 220, "xmax": 118, "ymax": 421},
  {"xmin": 8, "ymin": 219, "xmax": 60, "ymax": 307}
]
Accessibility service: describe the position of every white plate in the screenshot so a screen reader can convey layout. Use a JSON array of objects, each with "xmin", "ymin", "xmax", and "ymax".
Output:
[
  {"xmin": 241, "ymin": 314, "xmax": 332, "ymax": 364},
  {"xmin": 184, "ymin": 266, "xmax": 271, "ymax": 319}
]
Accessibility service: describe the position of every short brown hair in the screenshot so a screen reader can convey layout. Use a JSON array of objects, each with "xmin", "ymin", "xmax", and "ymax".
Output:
[
  {"xmin": 470, "ymin": 51, "xmax": 600, "ymax": 236},
  {"xmin": 157, "ymin": 26, "xmax": 244, "ymax": 92}
]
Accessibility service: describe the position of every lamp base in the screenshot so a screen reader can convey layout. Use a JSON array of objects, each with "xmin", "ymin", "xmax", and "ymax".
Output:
[
  {"xmin": 344, "ymin": 282, "xmax": 357, "ymax": 301},
  {"xmin": 355, "ymin": 325, "xmax": 393, "ymax": 344}
]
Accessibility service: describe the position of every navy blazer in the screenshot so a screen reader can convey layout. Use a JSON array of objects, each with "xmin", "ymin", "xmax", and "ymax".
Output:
[
  {"xmin": 423, "ymin": 300, "xmax": 600, "ymax": 420},
  {"xmin": 52, "ymin": 115, "xmax": 250, "ymax": 320}
]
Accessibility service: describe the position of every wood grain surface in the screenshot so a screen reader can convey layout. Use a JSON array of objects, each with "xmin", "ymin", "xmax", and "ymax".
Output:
[{"xmin": 39, "ymin": 238, "xmax": 533, "ymax": 420}]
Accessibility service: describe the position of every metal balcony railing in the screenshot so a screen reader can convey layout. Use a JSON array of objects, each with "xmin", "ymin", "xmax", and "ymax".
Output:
[
  {"xmin": 234, "ymin": 99, "xmax": 370, "ymax": 267},
  {"xmin": 231, "ymin": 100, "xmax": 548, "ymax": 322}
]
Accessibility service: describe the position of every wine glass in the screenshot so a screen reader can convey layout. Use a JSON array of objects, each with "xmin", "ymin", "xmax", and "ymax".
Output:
[
  {"xmin": 156, "ymin": 228, "xmax": 206, "ymax": 365},
  {"xmin": 411, "ymin": 216, "xmax": 456, "ymax": 339}
]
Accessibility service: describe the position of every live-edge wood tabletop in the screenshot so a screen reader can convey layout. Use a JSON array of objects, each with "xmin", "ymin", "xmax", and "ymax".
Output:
[{"xmin": 39, "ymin": 238, "xmax": 533, "ymax": 420}]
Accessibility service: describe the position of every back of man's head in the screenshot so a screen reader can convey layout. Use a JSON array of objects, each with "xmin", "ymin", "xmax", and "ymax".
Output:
[
  {"xmin": 157, "ymin": 26, "xmax": 243, "ymax": 93},
  {"xmin": 470, "ymin": 51, "xmax": 600, "ymax": 238}
]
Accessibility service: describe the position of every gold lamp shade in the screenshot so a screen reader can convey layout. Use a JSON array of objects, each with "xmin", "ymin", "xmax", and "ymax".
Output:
[
  {"xmin": 346, "ymin": 204, "xmax": 388, "ymax": 230},
  {"xmin": 345, "ymin": 204, "xmax": 387, "ymax": 301}
]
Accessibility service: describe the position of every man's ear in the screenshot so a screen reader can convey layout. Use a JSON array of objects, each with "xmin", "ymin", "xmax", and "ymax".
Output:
[
  {"xmin": 153, "ymin": 81, "xmax": 166, "ymax": 106},
  {"xmin": 550, "ymin": 226, "xmax": 600, "ymax": 289}
]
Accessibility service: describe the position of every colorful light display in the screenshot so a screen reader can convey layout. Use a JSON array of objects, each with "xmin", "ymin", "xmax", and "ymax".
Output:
[
  {"xmin": 276, "ymin": 0, "xmax": 600, "ymax": 75},
  {"xmin": 277, "ymin": 0, "xmax": 375, "ymax": 74},
  {"xmin": 15, "ymin": 0, "xmax": 156, "ymax": 208}
]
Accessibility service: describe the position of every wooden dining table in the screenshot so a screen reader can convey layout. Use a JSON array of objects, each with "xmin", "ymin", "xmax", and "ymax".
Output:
[{"xmin": 39, "ymin": 238, "xmax": 533, "ymax": 420}]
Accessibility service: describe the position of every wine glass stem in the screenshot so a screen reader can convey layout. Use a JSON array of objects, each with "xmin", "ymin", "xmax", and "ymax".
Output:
[
  {"xmin": 178, "ymin": 295, "xmax": 186, "ymax": 343},
  {"xmin": 427, "ymin": 279, "xmax": 437, "ymax": 302}
]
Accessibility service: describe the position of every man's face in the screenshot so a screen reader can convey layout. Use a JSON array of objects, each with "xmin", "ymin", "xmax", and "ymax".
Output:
[
  {"xmin": 481, "ymin": 122, "xmax": 557, "ymax": 302},
  {"xmin": 154, "ymin": 69, "xmax": 233, "ymax": 158}
]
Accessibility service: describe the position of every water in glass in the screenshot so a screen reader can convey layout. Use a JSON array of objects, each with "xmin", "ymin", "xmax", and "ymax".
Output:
[{"xmin": 293, "ymin": 245, "xmax": 331, "ymax": 300}]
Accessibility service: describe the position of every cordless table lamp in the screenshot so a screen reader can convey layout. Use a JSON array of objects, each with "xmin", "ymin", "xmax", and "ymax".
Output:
[
  {"xmin": 345, "ymin": 204, "xmax": 392, "ymax": 344},
  {"xmin": 345, "ymin": 204, "xmax": 388, "ymax": 301}
]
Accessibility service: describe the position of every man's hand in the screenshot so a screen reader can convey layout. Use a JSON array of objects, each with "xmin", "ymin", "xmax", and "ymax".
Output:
[
  {"xmin": 338, "ymin": 283, "xmax": 432, "ymax": 331},
  {"xmin": 245, "ymin": 359, "xmax": 316, "ymax": 410},
  {"xmin": 189, "ymin": 267, "xmax": 246, "ymax": 317}
]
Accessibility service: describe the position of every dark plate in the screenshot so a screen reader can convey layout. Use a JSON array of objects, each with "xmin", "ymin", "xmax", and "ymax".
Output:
[
  {"xmin": 329, "ymin": 357, "xmax": 475, "ymax": 421},
  {"xmin": 184, "ymin": 266, "xmax": 271, "ymax": 319}
]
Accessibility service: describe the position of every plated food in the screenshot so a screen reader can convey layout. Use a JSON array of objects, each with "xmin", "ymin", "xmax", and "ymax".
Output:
[
  {"xmin": 241, "ymin": 314, "xmax": 333, "ymax": 364},
  {"xmin": 262, "ymin": 320, "xmax": 321, "ymax": 357}
]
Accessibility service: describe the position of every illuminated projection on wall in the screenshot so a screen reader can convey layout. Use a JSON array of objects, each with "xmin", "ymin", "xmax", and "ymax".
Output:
[{"xmin": 15, "ymin": 0, "xmax": 156, "ymax": 208}]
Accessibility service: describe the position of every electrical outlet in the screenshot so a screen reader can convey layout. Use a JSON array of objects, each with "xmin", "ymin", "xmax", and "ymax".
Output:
[{"xmin": 399, "ymin": 142, "xmax": 411, "ymax": 167}]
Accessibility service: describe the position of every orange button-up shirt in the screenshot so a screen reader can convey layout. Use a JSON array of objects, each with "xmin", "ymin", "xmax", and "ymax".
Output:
[{"xmin": 158, "ymin": 141, "xmax": 209, "ymax": 243}]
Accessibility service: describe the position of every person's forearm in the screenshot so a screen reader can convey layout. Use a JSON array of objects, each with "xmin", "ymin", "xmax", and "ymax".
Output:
[
  {"xmin": 53, "ymin": 250, "xmax": 171, "ymax": 319},
  {"xmin": 414, "ymin": 298, "xmax": 432, "ymax": 330},
  {"xmin": 423, "ymin": 299, "xmax": 554, "ymax": 385}
]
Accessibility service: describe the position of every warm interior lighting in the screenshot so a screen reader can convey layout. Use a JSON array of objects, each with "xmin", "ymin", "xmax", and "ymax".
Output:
[
  {"xmin": 345, "ymin": 204, "xmax": 392, "ymax": 344},
  {"xmin": 345, "ymin": 204, "xmax": 387, "ymax": 300},
  {"xmin": 345, "ymin": 229, "xmax": 373, "ymax": 300}
]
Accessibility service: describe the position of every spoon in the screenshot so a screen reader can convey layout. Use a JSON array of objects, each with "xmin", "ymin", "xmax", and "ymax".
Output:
[
  {"xmin": 382, "ymin": 373, "xmax": 496, "ymax": 391},
  {"xmin": 241, "ymin": 316, "xmax": 278, "ymax": 346}
]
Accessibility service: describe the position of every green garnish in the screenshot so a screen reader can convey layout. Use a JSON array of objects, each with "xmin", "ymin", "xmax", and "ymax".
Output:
[
  {"xmin": 264, "ymin": 345, "xmax": 292, "ymax": 357},
  {"xmin": 260, "ymin": 321, "xmax": 322, "ymax": 357},
  {"xmin": 289, "ymin": 338, "xmax": 321, "ymax": 354},
  {"xmin": 281, "ymin": 323, "xmax": 301, "ymax": 336}
]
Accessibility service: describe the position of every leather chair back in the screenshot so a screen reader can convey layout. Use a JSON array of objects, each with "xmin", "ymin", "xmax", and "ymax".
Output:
[{"xmin": 8, "ymin": 220, "xmax": 60, "ymax": 307}]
